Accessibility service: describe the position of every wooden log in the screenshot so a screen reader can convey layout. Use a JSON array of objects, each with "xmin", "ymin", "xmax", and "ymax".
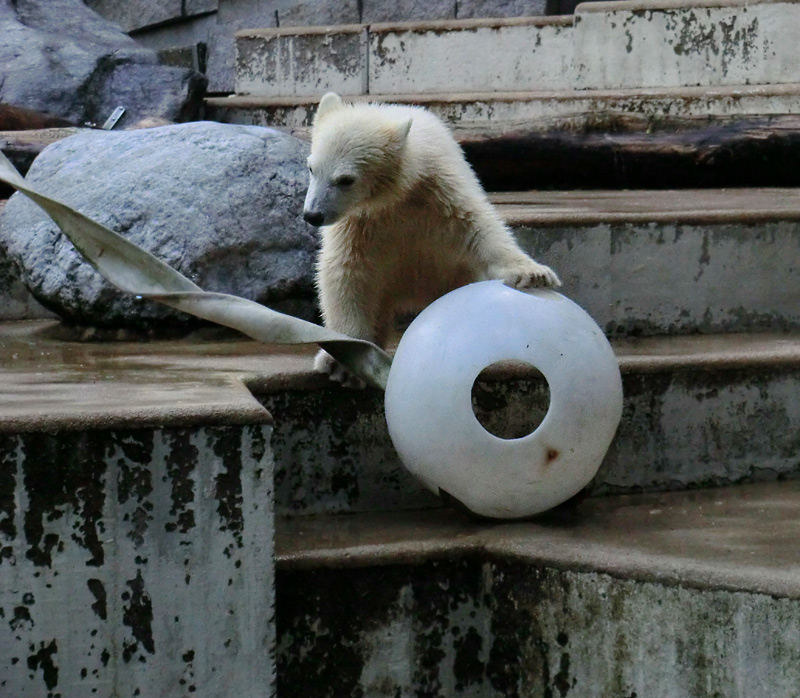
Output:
[
  {"xmin": 0, "ymin": 104, "xmax": 74, "ymax": 131},
  {"xmin": 0, "ymin": 127, "xmax": 85, "ymax": 197},
  {"xmin": 458, "ymin": 114, "xmax": 800, "ymax": 191}
]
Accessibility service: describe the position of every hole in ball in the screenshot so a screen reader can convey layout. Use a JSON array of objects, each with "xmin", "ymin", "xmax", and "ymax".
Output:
[{"xmin": 471, "ymin": 360, "xmax": 550, "ymax": 440}]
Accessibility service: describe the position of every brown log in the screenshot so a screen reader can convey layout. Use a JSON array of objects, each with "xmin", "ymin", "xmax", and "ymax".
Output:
[
  {"xmin": 0, "ymin": 127, "xmax": 84, "ymax": 198},
  {"xmin": 458, "ymin": 114, "xmax": 800, "ymax": 191},
  {"xmin": 0, "ymin": 104, "xmax": 75, "ymax": 131}
]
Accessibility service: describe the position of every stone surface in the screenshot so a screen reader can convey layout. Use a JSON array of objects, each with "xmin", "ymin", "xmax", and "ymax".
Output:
[
  {"xmin": 262, "ymin": 386, "xmax": 441, "ymax": 517},
  {"xmin": 0, "ymin": 320, "xmax": 313, "ymax": 432},
  {"xmin": 0, "ymin": 423, "xmax": 275, "ymax": 698},
  {"xmin": 208, "ymin": 13, "xmax": 277, "ymax": 94},
  {"xmin": 275, "ymin": 0, "xmax": 360, "ymax": 27},
  {"xmin": 0, "ymin": 122, "xmax": 316, "ymax": 329},
  {"xmin": 84, "ymin": 0, "xmax": 184, "ymax": 32},
  {"xmin": 0, "ymin": 202, "xmax": 52, "ymax": 321},
  {"xmin": 456, "ymin": 0, "xmax": 548, "ymax": 18},
  {"xmin": 0, "ymin": 254, "xmax": 52, "ymax": 321},
  {"xmin": 0, "ymin": 0, "xmax": 206, "ymax": 127},
  {"xmin": 361, "ymin": 0, "xmax": 456, "ymax": 23}
]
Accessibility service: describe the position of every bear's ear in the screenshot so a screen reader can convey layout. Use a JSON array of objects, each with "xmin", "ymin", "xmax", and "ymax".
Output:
[
  {"xmin": 395, "ymin": 118, "xmax": 412, "ymax": 145},
  {"xmin": 315, "ymin": 92, "xmax": 344, "ymax": 123}
]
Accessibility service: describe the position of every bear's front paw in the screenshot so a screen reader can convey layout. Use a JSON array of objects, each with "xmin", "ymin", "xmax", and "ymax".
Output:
[
  {"xmin": 314, "ymin": 349, "xmax": 367, "ymax": 390},
  {"xmin": 503, "ymin": 261, "xmax": 561, "ymax": 290}
]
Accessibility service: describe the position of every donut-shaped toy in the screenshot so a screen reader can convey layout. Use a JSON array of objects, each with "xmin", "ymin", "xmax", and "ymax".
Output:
[{"xmin": 385, "ymin": 281, "xmax": 623, "ymax": 519}]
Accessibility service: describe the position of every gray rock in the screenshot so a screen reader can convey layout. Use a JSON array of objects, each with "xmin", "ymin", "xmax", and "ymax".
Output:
[
  {"xmin": 456, "ymin": 0, "xmax": 548, "ymax": 18},
  {"xmin": 362, "ymin": 0, "xmax": 455, "ymax": 22},
  {"xmin": 0, "ymin": 0, "xmax": 206, "ymax": 128},
  {"xmin": 276, "ymin": 0, "xmax": 360, "ymax": 26},
  {"xmin": 0, "ymin": 122, "xmax": 318, "ymax": 329},
  {"xmin": 0, "ymin": 246, "xmax": 53, "ymax": 321},
  {"xmin": 83, "ymin": 0, "xmax": 183, "ymax": 33}
]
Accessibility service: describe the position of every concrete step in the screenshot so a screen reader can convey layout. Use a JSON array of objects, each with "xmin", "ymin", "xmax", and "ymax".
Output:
[
  {"xmin": 205, "ymin": 84, "xmax": 800, "ymax": 133},
  {"xmin": 274, "ymin": 481, "xmax": 800, "ymax": 698},
  {"xmin": 0, "ymin": 322, "xmax": 280, "ymax": 697},
  {"xmin": 260, "ymin": 332, "xmax": 800, "ymax": 516},
  {"xmin": 234, "ymin": 17, "xmax": 574, "ymax": 98},
  {"xmin": 497, "ymin": 188, "xmax": 800, "ymax": 337},
  {"xmin": 1, "ymin": 319, "xmax": 799, "ymax": 694},
  {"xmin": 229, "ymin": 1, "xmax": 800, "ymax": 99}
]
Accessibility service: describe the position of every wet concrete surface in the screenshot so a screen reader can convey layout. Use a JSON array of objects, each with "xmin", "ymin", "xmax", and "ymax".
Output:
[
  {"xmin": 276, "ymin": 480, "xmax": 800, "ymax": 599},
  {"xmin": 0, "ymin": 319, "xmax": 315, "ymax": 432},
  {"xmin": 4, "ymin": 318, "xmax": 800, "ymax": 436}
]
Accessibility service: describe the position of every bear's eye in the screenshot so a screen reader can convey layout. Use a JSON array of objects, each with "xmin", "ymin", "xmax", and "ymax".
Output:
[
  {"xmin": 307, "ymin": 164, "xmax": 314, "ymax": 174},
  {"xmin": 334, "ymin": 175, "xmax": 355, "ymax": 187}
]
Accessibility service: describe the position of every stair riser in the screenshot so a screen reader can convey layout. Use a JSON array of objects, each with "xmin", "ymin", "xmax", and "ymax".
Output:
[
  {"xmin": 369, "ymin": 20, "xmax": 573, "ymax": 95},
  {"xmin": 0, "ymin": 425, "xmax": 274, "ymax": 698},
  {"xmin": 259, "ymin": 363, "xmax": 800, "ymax": 516},
  {"xmin": 233, "ymin": 2, "xmax": 800, "ymax": 100},
  {"xmin": 277, "ymin": 558, "xmax": 800, "ymax": 698},
  {"xmin": 236, "ymin": 27, "xmax": 368, "ymax": 98},
  {"xmin": 235, "ymin": 19, "xmax": 573, "ymax": 98},
  {"xmin": 517, "ymin": 220, "xmax": 800, "ymax": 337},
  {"xmin": 575, "ymin": 1, "xmax": 800, "ymax": 90}
]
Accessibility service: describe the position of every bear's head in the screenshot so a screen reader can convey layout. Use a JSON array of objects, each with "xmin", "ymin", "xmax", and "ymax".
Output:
[{"xmin": 303, "ymin": 93, "xmax": 413, "ymax": 227}]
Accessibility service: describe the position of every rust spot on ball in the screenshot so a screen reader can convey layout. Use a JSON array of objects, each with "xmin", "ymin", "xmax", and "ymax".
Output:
[{"xmin": 546, "ymin": 448, "xmax": 559, "ymax": 464}]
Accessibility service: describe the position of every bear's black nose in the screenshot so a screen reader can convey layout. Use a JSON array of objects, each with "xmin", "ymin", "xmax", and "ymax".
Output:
[{"xmin": 303, "ymin": 210, "xmax": 324, "ymax": 227}]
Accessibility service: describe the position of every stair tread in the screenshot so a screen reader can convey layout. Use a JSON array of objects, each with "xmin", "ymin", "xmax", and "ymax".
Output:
[
  {"xmin": 206, "ymin": 82, "xmax": 800, "ymax": 108},
  {"xmin": 2, "ymin": 321, "xmax": 800, "ymax": 431},
  {"xmin": 276, "ymin": 480, "xmax": 800, "ymax": 598},
  {"xmin": 491, "ymin": 188, "xmax": 800, "ymax": 225},
  {"xmin": 0, "ymin": 319, "xmax": 316, "ymax": 432}
]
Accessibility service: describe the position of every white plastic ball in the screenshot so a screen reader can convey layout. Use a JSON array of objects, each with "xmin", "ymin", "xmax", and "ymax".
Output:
[{"xmin": 384, "ymin": 280, "xmax": 623, "ymax": 519}]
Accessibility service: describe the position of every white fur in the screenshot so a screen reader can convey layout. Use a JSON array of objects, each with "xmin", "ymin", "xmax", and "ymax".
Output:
[{"xmin": 304, "ymin": 93, "xmax": 561, "ymax": 386}]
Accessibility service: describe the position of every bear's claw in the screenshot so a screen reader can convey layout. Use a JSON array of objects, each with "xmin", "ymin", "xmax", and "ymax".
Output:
[
  {"xmin": 504, "ymin": 262, "xmax": 561, "ymax": 290},
  {"xmin": 314, "ymin": 349, "xmax": 367, "ymax": 390}
]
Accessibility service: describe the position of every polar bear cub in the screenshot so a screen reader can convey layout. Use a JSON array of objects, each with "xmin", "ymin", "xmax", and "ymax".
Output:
[{"xmin": 304, "ymin": 92, "xmax": 560, "ymax": 385}]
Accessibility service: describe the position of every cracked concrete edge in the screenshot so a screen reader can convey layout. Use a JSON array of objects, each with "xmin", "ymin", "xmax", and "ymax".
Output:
[
  {"xmin": 235, "ymin": 14, "xmax": 573, "ymax": 40},
  {"xmin": 575, "ymin": 0, "xmax": 790, "ymax": 14}
]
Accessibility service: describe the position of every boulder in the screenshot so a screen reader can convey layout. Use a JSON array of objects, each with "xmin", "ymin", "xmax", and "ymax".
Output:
[
  {"xmin": 0, "ymin": 122, "xmax": 318, "ymax": 329},
  {"xmin": 0, "ymin": 0, "xmax": 206, "ymax": 127}
]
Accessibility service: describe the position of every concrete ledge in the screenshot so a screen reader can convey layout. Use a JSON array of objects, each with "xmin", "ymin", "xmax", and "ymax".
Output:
[
  {"xmin": 276, "ymin": 481, "xmax": 800, "ymax": 598},
  {"xmin": 368, "ymin": 14, "xmax": 574, "ymax": 32}
]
